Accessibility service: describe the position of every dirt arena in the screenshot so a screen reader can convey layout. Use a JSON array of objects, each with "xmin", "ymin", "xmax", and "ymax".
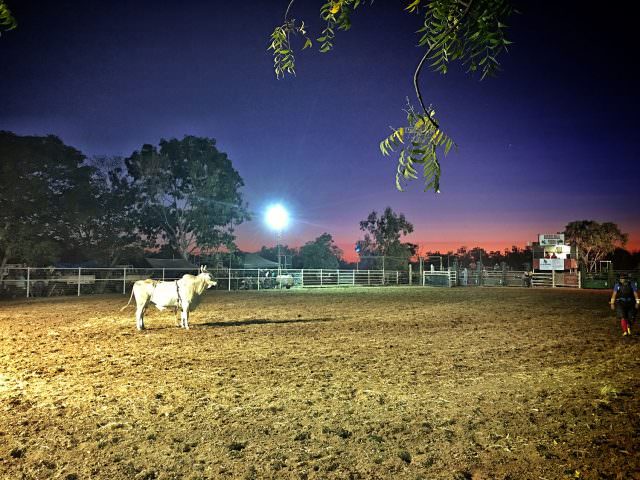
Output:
[{"xmin": 0, "ymin": 287, "xmax": 639, "ymax": 479}]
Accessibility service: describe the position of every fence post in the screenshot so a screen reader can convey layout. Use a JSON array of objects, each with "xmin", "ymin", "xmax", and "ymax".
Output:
[
  {"xmin": 352, "ymin": 270, "xmax": 355, "ymax": 286},
  {"xmin": 228, "ymin": 268, "xmax": 231, "ymax": 292},
  {"xmin": 552, "ymin": 269, "xmax": 556, "ymax": 288},
  {"xmin": 77, "ymin": 267, "xmax": 82, "ymax": 297},
  {"xmin": 162, "ymin": 268, "xmax": 165, "ymax": 281},
  {"xmin": 578, "ymin": 271, "xmax": 581, "ymax": 289},
  {"xmin": 26, "ymin": 267, "xmax": 30, "ymax": 298},
  {"xmin": 396, "ymin": 271, "xmax": 399, "ymax": 285},
  {"xmin": 337, "ymin": 270, "xmax": 340, "ymax": 285},
  {"xmin": 320, "ymin": 269, "xmax": 323, "ymax": 287},
  {"xmin": 123, "ymin": 267, "xmax": 127, "ymax": 294},
  {"xmin": 257, "ymin": 269, "xmax": 260, "ymax": 291},
  {"xmin": 301, "ymin": 269, "xmax": 304, "ymax": 287},
  {"xmin": 409, "ymin": 264, "xmax": 412, "ymax": 286},
  {"xmin": 368, "ymin": 270, "xmax": 370, "ymax": 286}
]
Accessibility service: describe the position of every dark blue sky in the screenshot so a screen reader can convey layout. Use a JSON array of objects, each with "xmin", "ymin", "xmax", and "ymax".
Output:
[{"xmin": 2, "ymin": 1, "xmax": 638, "ymax": 259}]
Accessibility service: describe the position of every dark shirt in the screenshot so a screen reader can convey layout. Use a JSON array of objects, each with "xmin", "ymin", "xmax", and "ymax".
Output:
[{"xmin": 613, "ymin": 281, "xmax": 637, "ymax": 302}]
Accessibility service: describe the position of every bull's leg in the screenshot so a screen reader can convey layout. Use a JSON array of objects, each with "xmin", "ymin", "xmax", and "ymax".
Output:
[
  {"xmin": 174, "ymin": 307, "xmax": 181, "ymax": 327},
  {"xmin": 136, "ymin": 304, "xmax": 147, "ymax": 330},
  {"xmin": 181, "ymin": 306, "xmax": 189, "ymax": 329}
]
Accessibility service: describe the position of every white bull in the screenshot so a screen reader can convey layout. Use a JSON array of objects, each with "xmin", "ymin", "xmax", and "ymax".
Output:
[{"xmin": 121, "ymin": 265, "xmax": 217, "ymax": 330}]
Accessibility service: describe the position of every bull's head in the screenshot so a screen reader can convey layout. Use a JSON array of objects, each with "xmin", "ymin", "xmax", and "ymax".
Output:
[{"xmin": 199, "ymin": 265, "xmax": 217, "ymax": 289}]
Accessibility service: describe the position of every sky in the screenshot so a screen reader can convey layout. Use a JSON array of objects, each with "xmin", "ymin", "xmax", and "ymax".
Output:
[{"xmin": 1, "ymin": 0, "xmax": 638, "ymax": 262}]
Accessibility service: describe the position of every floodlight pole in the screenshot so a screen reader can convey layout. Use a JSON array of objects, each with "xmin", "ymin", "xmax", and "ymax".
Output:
[{"xmin": 277, "ymin": 229, "xmax": 282, "ymax": 274}]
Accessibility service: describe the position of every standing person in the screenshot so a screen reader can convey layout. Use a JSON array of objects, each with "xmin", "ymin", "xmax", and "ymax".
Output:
[{"xmin": 609, "ymin": 273, "xmax": 639, "ymax": 336}]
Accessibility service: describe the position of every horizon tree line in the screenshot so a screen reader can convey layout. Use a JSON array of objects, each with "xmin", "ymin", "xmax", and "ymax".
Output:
[{"xmin": 1, "ymin": 131, "xmax": 635, "ymax": 272}]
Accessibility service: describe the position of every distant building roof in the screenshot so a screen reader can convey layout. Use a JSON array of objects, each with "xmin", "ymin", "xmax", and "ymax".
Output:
[
  {"xmin": 145, "ymin": 258, "xmax": 197, "ymax": 269},
  {"xmin": 243, "ymin": 253, "xmax": 279, "ymax": 269}
]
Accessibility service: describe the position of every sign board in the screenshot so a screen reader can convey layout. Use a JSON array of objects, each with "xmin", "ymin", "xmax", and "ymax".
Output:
[
  {"xmin": 538, "ymin": 233, "xmax": 565, "ymax": 246},
  {"xmin": 543, "ymin": 244, "xmax": 571, "ymax": 259},
  {"xmin": 539, "ymin": 258, "xmax": 565, "ymax": 271}
]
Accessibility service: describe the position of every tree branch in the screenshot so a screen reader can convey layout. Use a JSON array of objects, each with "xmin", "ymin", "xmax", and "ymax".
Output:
[
  {"xmin": 156, "ymin": 198, "xmax": 177, "ymax": 241},
  {"xmin": 413, "ymin": 0, "xmax": 475, "ymax": 129},
  {"xmin": 284, "ymin": 0, "xmax": 296, "ymax": 21}
]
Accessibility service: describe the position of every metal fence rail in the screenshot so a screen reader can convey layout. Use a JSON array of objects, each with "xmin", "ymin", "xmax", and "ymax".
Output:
[
  {"xmin": 211, "ymin": 268, "xmax": 410, "ymax": 290},
  {"xmin": 531, "ymin": 271, "xmax": 581, "ymax": 288},
  {"xmin": 423, "ymin": 271, "xmax": 457, "ymax": 287},
  {"xmin": 0, "ymin": 265, "xmax": 586, "ymax": 299},
  {"xmin": 425, "ymin": 269, "xmax": 581, "ymax": 289},
  {"xmin": 0, "ymin": 267, "xmax": 411, "ymax": 298},
  {"xmin": 531, "ymin": 272, "xmax": 553, "ymax": 288}
]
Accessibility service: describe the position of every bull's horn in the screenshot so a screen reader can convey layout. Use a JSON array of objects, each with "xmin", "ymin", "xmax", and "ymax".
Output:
[{"xmin": 202, "ymin": 265, "xmax": 208, "ymax": 272}]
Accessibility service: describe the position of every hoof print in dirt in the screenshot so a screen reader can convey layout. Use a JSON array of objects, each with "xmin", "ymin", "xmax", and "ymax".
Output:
[
  {"xmin": 452, "ymin": 471, "xmax": 472, "ymax": 480},
  {"xmin": 322, "ymin": 425, "xmax": 352, "ymax": 439},
  {"xmin": 228, "ymin": 441, "xmax": 247, "ymax": 451},
  {"xmin": 294, "ymin": 431, "xmax": 311, "ymax": 441},
  {"xmin": 9, "ymin": 447, "xmax": 25, "ymax": 459},
  {"xmin": 397, "ymin": 449, "xmax": 412, "ymax": 464},
  {"xmin": 134, "ymin": 469, "xmax": 158, "ymax": 480}
]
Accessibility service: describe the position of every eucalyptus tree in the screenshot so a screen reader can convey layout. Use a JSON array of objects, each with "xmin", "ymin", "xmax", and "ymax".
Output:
[
  {"xmin": 65, "ymin": 156, "xmax": 144, "ymax": 267},
  {"xmin": 0, "ymin": 131, "xmax": 94, "ymax": 268},
  {"xmin": 125, "ymin": 136, "xmax": 250, "ymax": 262},
  {"xmin": 356, "ymin": 207, "xmax": 416, "ymax": 269},
  {"xmin": 269, "ymin": 0, "xmax": 513, "ymax": 192},
  {"xmin": 300, "ymin": 233, "xmax": 343, "ymax": 268},
  {"xmin": 564, "ymin": 221, "xmax": 628, "ymax": 273}
]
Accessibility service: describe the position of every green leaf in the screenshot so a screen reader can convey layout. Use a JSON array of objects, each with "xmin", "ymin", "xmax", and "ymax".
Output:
[
  {"xmin": 405, "ymin": 0, "xmax": 421, "ymax": 12},
  {"xmin": 444, "ymin": 138, "xmax": 453, "ymax": 155}
]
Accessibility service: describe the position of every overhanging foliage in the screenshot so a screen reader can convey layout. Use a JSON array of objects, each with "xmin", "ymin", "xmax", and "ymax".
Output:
[{"xmin": 269, "ymin": 0, "xmax": 513, "ymax": 192}]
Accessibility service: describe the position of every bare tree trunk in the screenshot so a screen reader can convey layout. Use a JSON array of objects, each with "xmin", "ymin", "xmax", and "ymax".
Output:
[
  {"xmin": 0, "ymin": 249, "xmax": 11, "ymax": 290},
  {"xmin": 95, "ymin": 251, "xmax": 122, "ymax": 294}
]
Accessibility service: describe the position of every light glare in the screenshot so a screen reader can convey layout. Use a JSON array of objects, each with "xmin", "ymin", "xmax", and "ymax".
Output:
[{"xmin": 265, "ymin": 204, "xmax": 289, "ymax": 230}]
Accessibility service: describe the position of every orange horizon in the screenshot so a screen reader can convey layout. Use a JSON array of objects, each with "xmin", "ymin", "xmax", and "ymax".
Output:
[
  {"xmin": 234, "ymin": 214, "xmax": 640, "ymax": 265},
  {"xmin": 339, "ymin": 239, "xmax": 640, "ymax": 263},
  {"xmin": 234, "ymin": 238, "xmax": 640, "ymax": 264}
]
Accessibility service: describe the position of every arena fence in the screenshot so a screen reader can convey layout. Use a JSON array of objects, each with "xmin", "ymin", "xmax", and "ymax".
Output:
[
  {"xmin": 422, "ymin": 270, "xmax": 457, "ymax": 287},
  {"xmin": 0, "ymin": 266, "xmax": 584, "ymax": 299},
  {"xmin": 0, "ymin": 267, "xmax": 411, "ymax": 298},
  {"xmin": 425, "ymin": 269, "xmax": 581, "ymax": 289}
]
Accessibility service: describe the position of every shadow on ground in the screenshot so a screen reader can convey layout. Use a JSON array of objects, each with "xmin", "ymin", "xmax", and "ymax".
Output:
[{"xmin": 199, "ymin": 317, "xmax": 335, "ymax": 328}]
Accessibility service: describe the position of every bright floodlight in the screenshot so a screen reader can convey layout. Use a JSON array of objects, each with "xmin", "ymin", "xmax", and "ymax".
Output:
[{"xmin": 265, "ymin": 204, "xmax": 289, "ymax": 230}]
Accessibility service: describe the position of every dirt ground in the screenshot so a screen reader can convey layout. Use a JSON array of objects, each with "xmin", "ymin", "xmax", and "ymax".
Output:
[{"xmin": 0, "ymin": 287, "xmax": 639, "ymax": 480}]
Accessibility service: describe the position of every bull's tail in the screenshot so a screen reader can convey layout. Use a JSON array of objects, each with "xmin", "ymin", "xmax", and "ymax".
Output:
[{"xmin": 120, "ymin": 287, "xmax": 136, "ymax": 311}]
